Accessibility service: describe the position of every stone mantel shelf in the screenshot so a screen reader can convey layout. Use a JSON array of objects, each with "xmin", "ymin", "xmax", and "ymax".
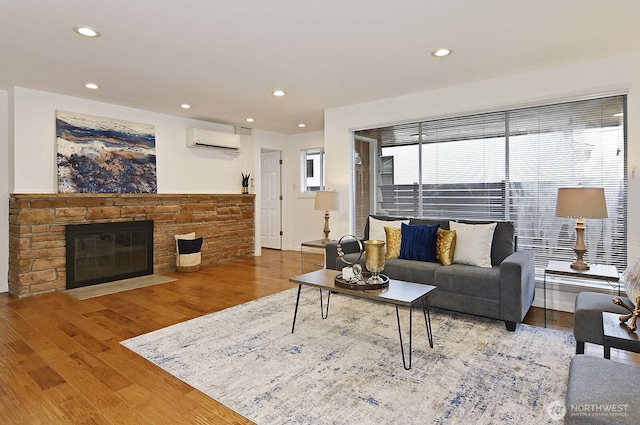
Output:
[
  {"xmin": 11, "ymin": 193, "xmax": 256, "ymax": 198},
  {"xmin": 9, "ymin": 193, "xmax": 255, "ymax": 297}
]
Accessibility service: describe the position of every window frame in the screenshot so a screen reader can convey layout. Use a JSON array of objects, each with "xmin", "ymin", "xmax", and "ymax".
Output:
[{"xmin": 301, "ymin": 148, "xmax": 325, "ymax": 192}]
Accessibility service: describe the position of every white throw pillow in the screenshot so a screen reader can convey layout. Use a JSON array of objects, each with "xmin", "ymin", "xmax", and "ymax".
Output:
[
  {"xmin": 368, "ymin": 217, "xmax": 408, "ymax": 243},
  {"xmin": 449, "ymin": 221, "xmax": 497, "ymax": 268}
]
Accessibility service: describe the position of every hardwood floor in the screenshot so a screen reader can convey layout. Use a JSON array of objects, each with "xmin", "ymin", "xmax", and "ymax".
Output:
[
  {"xmin": 0, "ymin": 249, "xmax": 299, "ymax": 424},
  {"xmin": 0, "ymin": 249, "xmax": 637, "ymax": 424}
]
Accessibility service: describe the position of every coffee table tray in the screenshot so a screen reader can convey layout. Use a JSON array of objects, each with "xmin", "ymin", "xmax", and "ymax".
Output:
[{"xmin": 334, "ymin": 272, "xmax": 389, "ymax": 290}]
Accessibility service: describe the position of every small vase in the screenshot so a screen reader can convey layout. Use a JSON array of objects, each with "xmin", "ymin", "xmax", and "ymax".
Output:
[{"xmin": 242, "ymin": 186, "xmax": 249, "ymax": 194}]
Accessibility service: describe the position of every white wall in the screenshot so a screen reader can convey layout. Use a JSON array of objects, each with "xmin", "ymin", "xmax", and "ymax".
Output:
[
  {"xmin": 11, "ymin": 87, "xmax": 252, "ymax": 194},
  {"xmin": 325, "ymin": 51, "xmax": 640, "ymax": 312},
  {"xmin": 0, "ymin": 89, "xmax": 9, "ymax": 293},
  {"xmin": 251, "ymin": 129, "xmax": 327, "ymax": 254},
  {"xmin": 285, "ymin": 131, "xmax": 327, "ymax": 250},
  {"xmin": 253, "ymin": 128, "xmax": 288, "ymax": 256}
]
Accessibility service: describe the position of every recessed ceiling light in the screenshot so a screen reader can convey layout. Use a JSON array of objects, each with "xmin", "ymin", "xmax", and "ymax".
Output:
[
  {"xmin": 84, "ymin": 83, "xmax": 99, "ymax": 90},
  {"xmin": 246, "ymin": 118, "xmax": 255, "ymax": 123},
  {"xmin": 74, "ymin": 26, "xmax": 101, "ymax": 38},
  {"xmin": 431, "ymin": 48, "xmax": 452, "ymax": 57},
  {"xmin": 180, "ymin": 104, "xmax": 191, "ymax": 109},
  {"xmin": 298, "ymin": 123, "xmax": 306, "ymax": 128},
  {"xmin": 273, "ymin": 90, "xmax": 285, "ymax": 97}
]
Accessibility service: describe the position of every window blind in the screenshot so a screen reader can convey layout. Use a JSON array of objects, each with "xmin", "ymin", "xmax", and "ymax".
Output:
[
  {"xmin": 356, "ymin": 95, "xmax": 627, "ymax": 272},
  {"xmin": 507, "ymin": 96, "xmax": 626, "ymax": 271}
]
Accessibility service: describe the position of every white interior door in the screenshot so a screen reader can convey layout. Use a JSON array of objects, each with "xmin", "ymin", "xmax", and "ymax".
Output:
[{"xmin": 260, "ymin": 150, "xmax": 282, "ymax": 249}]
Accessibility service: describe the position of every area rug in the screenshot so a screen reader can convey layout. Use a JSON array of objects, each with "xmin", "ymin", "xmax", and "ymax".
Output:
[
  {"xmin": 121, "ymin": 287, "xmax": 575, "ymax": 424},
  {"xmin": 66, "ymin": 274, "xmax": 176, "ymax": 300}
]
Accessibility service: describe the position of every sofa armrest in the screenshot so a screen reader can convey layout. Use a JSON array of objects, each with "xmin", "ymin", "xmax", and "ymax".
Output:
[
  {"xmin": 325, "ymin": 238, "xmax": 363, "ymax": 270},
  {"xmin": 499, "ymin": 250, "xmax": 536, "ymax": 323}
]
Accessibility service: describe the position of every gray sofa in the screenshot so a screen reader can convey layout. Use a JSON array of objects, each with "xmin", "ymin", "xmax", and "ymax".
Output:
[{"xmin": 325, "ymin": 215, "xmax": 536, "ymax": 331}]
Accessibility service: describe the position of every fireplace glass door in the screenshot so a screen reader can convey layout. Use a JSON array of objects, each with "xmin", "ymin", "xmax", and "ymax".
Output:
[{"xmin": 66, "ymin": 221, "xmax": 154, "ymax": 289}]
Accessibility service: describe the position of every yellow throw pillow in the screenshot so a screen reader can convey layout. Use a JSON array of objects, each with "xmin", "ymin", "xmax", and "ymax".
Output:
[
  {"xmin": 384, "ymin": 226, "xmax": 402, "ymax": 259},
  {"xmin": 436, "ymin": 228, "xmax": 457, "ymax": 265}
]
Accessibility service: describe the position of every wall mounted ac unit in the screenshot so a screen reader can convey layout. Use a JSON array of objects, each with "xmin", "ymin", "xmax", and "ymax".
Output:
[{"xmin": 186, "ymin": 128, "xmax": 241, "ymax": 153}]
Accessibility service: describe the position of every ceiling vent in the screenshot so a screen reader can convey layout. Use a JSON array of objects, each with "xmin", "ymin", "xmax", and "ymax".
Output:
[{"xmin": 186, "ymin": 128, "xmax": 241, "ymax": 153}]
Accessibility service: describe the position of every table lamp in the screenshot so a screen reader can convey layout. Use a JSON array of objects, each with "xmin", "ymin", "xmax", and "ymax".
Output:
[
  {"xmin": 314, "ymin": 190, "xmax": 342, "ymax": 243},
  {"xmin": 555, "ymin": 185, "xmax": 608, "ymax": 270}
]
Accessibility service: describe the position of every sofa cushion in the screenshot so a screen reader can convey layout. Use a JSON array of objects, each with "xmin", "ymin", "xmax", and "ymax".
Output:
[
  {"xmin": 436, "ymin": 228, "xmax": 457, "ymax": 266},
  {"xmin": 368, "ymin": 216, "xmax": 408, "ymax": 247},
  {"xmin": 399, "ymin": 223, "xmax": 439, "ymax": 262},
  {"xmin": 449, "ymin": 221, "xmax": 497, "ymax": 268},
  {"xmin": 384, "ymin": 258, "xmax": 441, "ymax": 285},
  {"xmin": 364, "ymin": 215, "xmax": 408, "ymax": 240},
  {"xmin": 434, "ymin": 264, "xmax": 501, "ymax": 299},
  {"xmin": 365, "ymin": 216, "xmax": 515, "ymax": 266},
  {"xmin": 384, "ymin": 226, "xmax": 402, "ymax": 259},
  {"xmin": 409, "ymin": 218, "xmax": 450, "ymax": 229},
  {"xmin": 429, "ymin": 291, "xmax": 500, "ymax": 320},
  {"xmin": 458, "ymin": 220, "xmax": 515, "ymax": 265}
]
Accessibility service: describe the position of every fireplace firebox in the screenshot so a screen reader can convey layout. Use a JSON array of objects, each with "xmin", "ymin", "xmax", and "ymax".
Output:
[{"xmin": 65, "ymin": 220, "xmax": 154, "ymax": 289}]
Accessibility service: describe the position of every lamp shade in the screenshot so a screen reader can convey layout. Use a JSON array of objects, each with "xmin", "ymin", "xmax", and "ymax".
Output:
[
  {"xmin": 314, "ymin": 190, "xmax": 342, "ymax": 211},
  {"xmin": 555, "ymin": 187, "xmax": 608, "ymax": 219}
]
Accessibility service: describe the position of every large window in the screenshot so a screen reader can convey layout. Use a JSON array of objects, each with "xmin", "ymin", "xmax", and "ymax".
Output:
[{"xmin": 355, "ymin": 95, "xmax": 627, "ymax": 272}]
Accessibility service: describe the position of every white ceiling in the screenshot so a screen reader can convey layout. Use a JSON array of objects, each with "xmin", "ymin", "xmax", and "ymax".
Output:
[{"xmin": 1, "ymin": 0, "xmax": 639, "ymax": 135}]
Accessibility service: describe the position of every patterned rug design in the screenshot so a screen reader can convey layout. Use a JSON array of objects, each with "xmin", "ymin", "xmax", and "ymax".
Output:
[{"xmin": 121, "ymin": 287, "xmax": 575, "ymax": 424}]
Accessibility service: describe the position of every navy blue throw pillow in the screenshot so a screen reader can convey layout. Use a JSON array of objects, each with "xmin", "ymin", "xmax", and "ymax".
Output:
[
  {"xmin": 177, "ymin": 237, "xmax": 203, "ymax": 254},
  {"xmin": 398, "ymin": 223, "xmax": 440, "ymax": 262}
]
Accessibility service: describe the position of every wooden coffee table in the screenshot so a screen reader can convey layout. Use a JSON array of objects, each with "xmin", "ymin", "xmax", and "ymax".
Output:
[{"xmin": 289, "ymin": 269, "xmax": 436, "ymax": 370}]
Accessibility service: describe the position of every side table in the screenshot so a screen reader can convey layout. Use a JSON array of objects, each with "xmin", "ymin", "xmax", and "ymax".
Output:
[
  {"xmin": 300, "ymin": 239, "xmax": 329, "ymax": 273},
  {"xmin": 544, "ymin": 260, "xmax": 619, "ymax": 328},
  {"xmin": 603, "ymin": 311, "xmax": 640, "ymax": 359}
]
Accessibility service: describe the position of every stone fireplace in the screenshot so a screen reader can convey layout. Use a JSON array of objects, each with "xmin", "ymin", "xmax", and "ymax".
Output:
[{"xmin": 9, "ymin": 193, "xmax": 255, "ymax": 297}]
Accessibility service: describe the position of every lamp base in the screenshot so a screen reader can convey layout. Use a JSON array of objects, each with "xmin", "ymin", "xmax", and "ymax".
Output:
[
  {"xmin": 571, "ymin": 219, "xmax": 590, "ymax": 270},
  {"xmin": 570, "ymin": 259, "xmax": 590, "ymax": 271},
  {"xmin": 321, "ymin": 212, "xmax": 331, "ymax": 244}
]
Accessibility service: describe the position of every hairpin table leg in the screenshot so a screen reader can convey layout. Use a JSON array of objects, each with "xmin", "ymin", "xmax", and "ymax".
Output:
[
  {"xmin": 291, "ymin": 284, "xmax": 302, "ymax": 333},
  {"xmin": 422, "ymin": 297, "xmax": 433, "ymax": 348},
  {"xmin": 396, "ymin": 305, "xmax": 413, "ymax": 370},
  {"xmin": 397, "ymin": 296, "xmax": 434, "ymax": 370},
  {"xmin": 319, "ymin": 289, "xmax": 331, "ymax": 319}
]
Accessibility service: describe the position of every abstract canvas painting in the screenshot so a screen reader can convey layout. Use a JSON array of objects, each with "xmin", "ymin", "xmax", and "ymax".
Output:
[{"xmin": 56, "ymin": 111, "xmax": 157, "ymax": 193}]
